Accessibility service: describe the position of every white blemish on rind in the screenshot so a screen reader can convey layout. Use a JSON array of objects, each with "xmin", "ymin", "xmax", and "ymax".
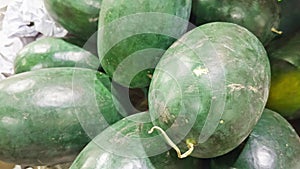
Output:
[
  {"xmin": 228, "ymin": 84, "xmax": 259, "ymax": 93},
  {"xmin": 227, "ymin": 84, "xmax": 245, "ymax": 92},
  {"xmin": 193, "ymin": 67, "xmax": 209, "ymax": 77},
  {"xmin": 185, "ymin": 119, "xmax": 189, "ymax": 123},
  {"xmin": 248, "ymin": 86, "xmax": 258, "ymax": 93}
]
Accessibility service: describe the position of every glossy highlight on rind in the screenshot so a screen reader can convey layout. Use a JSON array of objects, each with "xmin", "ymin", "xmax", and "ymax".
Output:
[
  {"xmin": 0, "ymin": 68, "xmax": 124, "ymax": 166},
  {"xmin": 14, "ymin": 37, "xmax": 100, "ymax": 74},
  {"xmin": 98, "ymin": 0, "xmax": 192, "ymax": 88},
  {"xmin": 70, "ymin": 112, "xmax": 203, "ymax": 169},
  {"xmin": 149, "ymin": 22, "xmax": 271, "ymax": 158},
  {"xmin": 44, "ymin": 0, "xmax": 102, "ymax": 41},
  {"xmin": 210, "ymin": 109, "xmax": 300, "ymax": 169}
]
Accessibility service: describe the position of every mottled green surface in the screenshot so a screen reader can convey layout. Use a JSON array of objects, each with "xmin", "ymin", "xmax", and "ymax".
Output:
[
  {"xmin": 0, "ymin": 68, "xmax": 124, "ymax": 166},
  {"xmin": 192, "ymin": 0, "xmax": 280, "ymax": 45},
  {"xmin": 14, "ymin": 37, "xmax": 99, "ymax": 74},
  {"xmin": 149, "ymin": 22, "xmax": 271, "ymax": 158},
  {"xmin": 278, "ymin": 0, "xmax": 300, "ymax": 36},
  {"xmin": 266, "ymin": 31, "xmax": 300, "ymax": 119},
  {"xmin": 44, "ymin": 0, "xmax": 101, "ymax": 41},
  {"xmin": 70, "ymin": 112, "xmax": 203, "ymax": 169},
  {"xmin": 98, "ymin": 0, "xmax": 192, "ymax": 88},
  {"xmin": 210, "ymin": 109, "xmax": 300, "ymax": 169}
]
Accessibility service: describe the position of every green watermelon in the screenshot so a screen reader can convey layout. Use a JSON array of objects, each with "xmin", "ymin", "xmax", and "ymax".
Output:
[
  {"xmin": 148, "ymin": 22, "xmax": 271, "ymax": 158},
  {"xmin": 44, "ymin": 0, "xmax": 102, "ymax": 41},
  {"xmin": 266, "ymin": 31, "xmax": 300, "ymax": 119},
  {"xmin": 98, "ymin": 0, "xmax": 192, "ymax": 88},
  {"xmin": 0, "ymin": 68, "xmax": 124, "ymax": 165},
  {"xmin": 192, "ymin": 0, "xmax": 281, "ymax": 45},
  {"xmin": 14, "ymin": 37, "xmax": 99, "ymax": 74},
  {"xmin": 210, "ymin": 109, "xmax": 300, "ymax": 169},
  {"xmin": 70, "ymin": 112, "xmax": 203, "ymax": 169}
]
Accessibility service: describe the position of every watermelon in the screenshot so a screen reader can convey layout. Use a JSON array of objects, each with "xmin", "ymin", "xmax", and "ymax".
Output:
[
  {"xmin": 98, "ymin": 0, "xmax": 192, "ymax": 88},
  {"xmin": 0, "ymin": 68, "xmax": 124, "ymax": 165},
  {"xmin": 148, "ymin": 22, "xmax": 271, "ymax": 158},
  {"xmin": 210, "ymin": 109, "xmax": 300, "ymax": 169}
]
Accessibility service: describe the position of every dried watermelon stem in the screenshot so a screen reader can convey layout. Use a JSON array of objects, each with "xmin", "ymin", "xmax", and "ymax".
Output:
[
  {"xmin": 148, "ymin": 126, "xmax": 194, "ymax": 158},
  {"xmin": 271, "ymin": 27, "xmax": 283, "ymax": 35}
]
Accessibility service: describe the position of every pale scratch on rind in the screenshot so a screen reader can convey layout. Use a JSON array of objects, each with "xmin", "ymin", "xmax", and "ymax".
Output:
[
  {"xmin": 227, "ymin": 84, "xmax": 245, "ymax": 93},
  {"xmin": 223, "ymin": 44, "xmax": 235, "ymax": 52},
  {"xmin": 228, "ymin": 84, "xmax": 259, "ymax": 93},
  {"xmin": 248, "ymin": 86, "xmax": 259, "ymax": 93},
  {"xmin": 195, "ymin": 42, "xmax": 204, "ymax": 48}
]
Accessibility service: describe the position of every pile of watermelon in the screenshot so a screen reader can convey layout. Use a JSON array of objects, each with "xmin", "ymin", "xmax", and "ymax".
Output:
[{"xmin": 0, "ymin": 0, "xmax": 299, "ymax": 168}]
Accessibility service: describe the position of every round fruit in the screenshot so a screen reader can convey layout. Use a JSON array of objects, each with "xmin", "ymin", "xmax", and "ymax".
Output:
[
  {"xmin": 148, "ymin": 22, "xmax": 271, "ymax": 158},
  {"xmin": 278, "ymin": 0, "xmax": 300, "ymax": 36},
  {"xmin": 98, "ymin": 0, "xmax": 192, "ymax": 88},
  {"xmin": 0, "ymin": 68, "xmax": 124, "ymax": 165},
  {"xmin": 210, "ymin": 109, "xmax": 300, "ymax": 169},
  {"xmin": 266, "ymin": 31, "xmax": 300, "ymax": 119},
  {"xmin": 192, "ymin": 0, "xmax": 281, "ymax": 45},
  {"xmin": 70, "ymin": 112, "xmax": 203, "ymax": 169},
  {"xmin": 44, "ymin": 0, "xmax": 102, "ymax": 41}
]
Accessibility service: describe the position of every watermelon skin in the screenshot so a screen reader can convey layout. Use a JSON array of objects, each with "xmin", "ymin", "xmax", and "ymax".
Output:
[
  {"xmin": 44, "ymin": 0, "xmax": 102, "ymax": 41},
  {"xmin": 14, "ymin": 37, "xmax": 100, "ymax": 74},
  {"xmin": 266, "ymin": 31, "xmax": 300, "ymax": 119},
  {"xmin": 278, "ymin": 0, "xmax": 300, "ymax": 37},
  {"xmin": 0, "ymin": 68, "xmax": 124, "ymax": 166},
  {"xmin": 210, "ymin": 109, "xmax": 300, "ymax": 169},
  {"xmin": 70, "ymin": 112, "xmax": 203, "ymax": 169},
  {"xmin": 267, "ymin": 31, "xmax": 300, "ymax": 68},
  {"xmin": 192, "ymin": 0, "xmax": 280, "ymax": 45},
  {"xmin": 267, "ymin": 70, "xmax": 300, "ymax": 119},
  {"xmin": 148, "ymin": 22, "xmax": 271, "ymax": 158},
  {"xmin": 98, "ymin": 0, "xmax": 192, "ymax": 88}
]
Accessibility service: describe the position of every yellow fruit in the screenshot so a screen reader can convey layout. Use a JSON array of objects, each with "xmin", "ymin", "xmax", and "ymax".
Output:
[{"xmin": 267, "ymin": 70, "xmax": 300, "ymax": 119}]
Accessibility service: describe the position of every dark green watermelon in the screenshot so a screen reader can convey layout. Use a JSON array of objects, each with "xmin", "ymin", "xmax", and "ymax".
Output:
[
  {"xmin": 210, "ymin": 109, "xmax": 300, "ymax": 169},
  {"xmin": 278, "ymin": 0, "xmax": 300, "ymax": 36},
  {"xmin": 192, "ymin": 0, "xmax": 281, "ymax": 45},
  {"xmin": 148, "ymin": 22, "xmax": 271, "ymax": 158},
  {"xmin": 70, "ymin": 112, "xmax": 203, "ymax": 169},
  {"xmin": 98, "ymin": 0, "xmax": 192, "ymax": 88},
  {"xmin": 14, "ymin": 37, "xmax": 99, "ymax": 73},
  {"xmin": 266, "ymin": 31, "xmax": 300, "ymax": 119},
  {"xmin": 0, "ymin": 68, "xmax": 125, "ymax": 166},
  {"xmin": 44, "ymin": 0, "xmax": 102, "ymax": 41}
]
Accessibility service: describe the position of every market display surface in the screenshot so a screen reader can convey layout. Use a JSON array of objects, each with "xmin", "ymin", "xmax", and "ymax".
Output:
[{"xmin": 0, "ymin": 0, "xmax": 299, "ymax": 169}]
